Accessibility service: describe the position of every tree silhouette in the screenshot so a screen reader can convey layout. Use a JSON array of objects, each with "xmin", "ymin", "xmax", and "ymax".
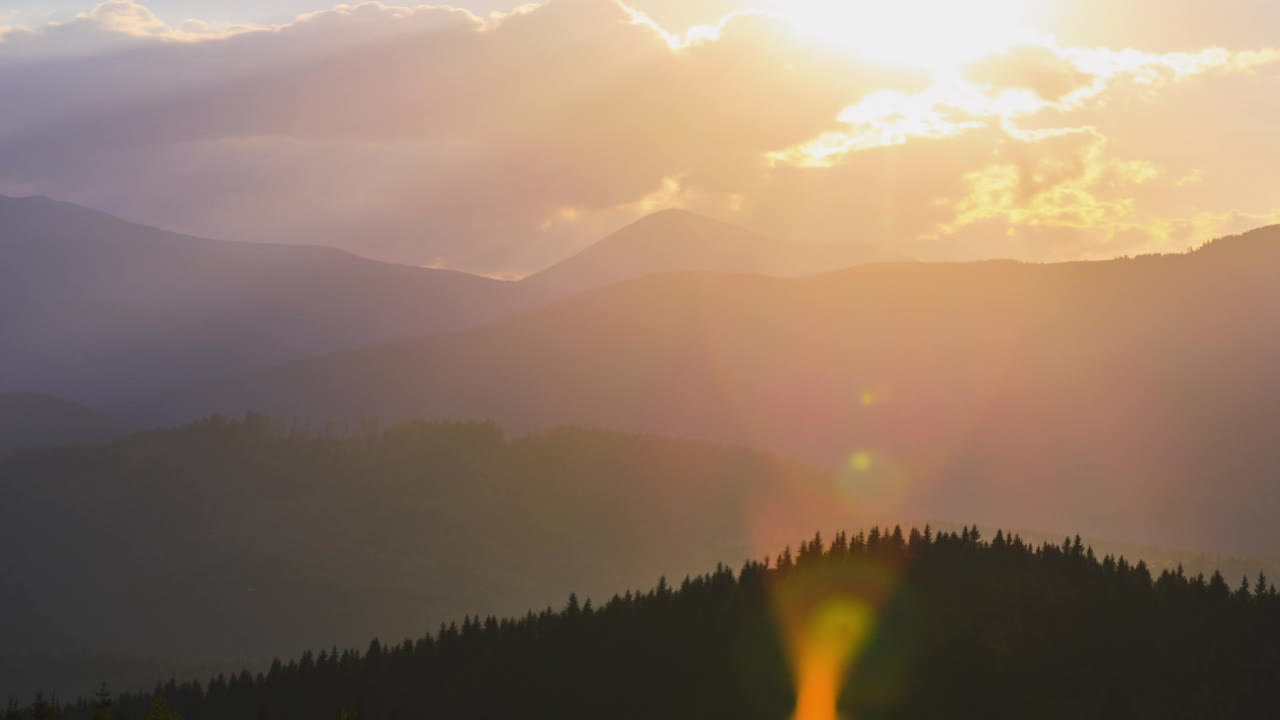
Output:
[{"xmin": 142, "ymin": 696, "xmax": 180, "ymax": 720}]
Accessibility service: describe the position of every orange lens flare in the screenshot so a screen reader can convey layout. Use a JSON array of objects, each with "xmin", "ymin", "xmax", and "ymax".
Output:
[
  {"xmin": 791, "ymin": 598, "xmax": 872, "ymax": 720},
  {"xmin": 774, "ymin": 553, "xmax": 899, "ymax": 720}
]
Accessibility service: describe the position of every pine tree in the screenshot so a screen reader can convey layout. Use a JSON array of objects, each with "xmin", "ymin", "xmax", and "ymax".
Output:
[
  {"xmin": 91, "ymin": 683, "xmax": 115, "ymax": 720},
  {"xmin": 1209, "ymin": 570, "xmax": 1230, "ymax": 598},
  {"xmin": 1236, "ymin": 575, "xmax": 1252, "ymax": 601}
]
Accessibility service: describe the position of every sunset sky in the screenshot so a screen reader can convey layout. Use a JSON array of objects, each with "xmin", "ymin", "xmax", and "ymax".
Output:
[{"xmin": 3, "ymin": 0, "xmax": 1279, "ymax": 276}]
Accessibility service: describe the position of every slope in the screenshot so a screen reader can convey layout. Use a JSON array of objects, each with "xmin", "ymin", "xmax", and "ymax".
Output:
[
  {"xmin": 41, "ymin": 527, "xmax": 1280, "ymax": 719},
  {"xmin": 0, "ymin": 393, "xmax": 132, "ymax": 457},
  {"xmin": 0, "ymin": 417, "xmax": 846, "ymax": 699},
  {"xmin": 0, "ymin": 195, "xmax": 545, "ymax": 406},
  {"xmin": 524, "ymin": 208, "xmax": 896, "ymax": 292}
]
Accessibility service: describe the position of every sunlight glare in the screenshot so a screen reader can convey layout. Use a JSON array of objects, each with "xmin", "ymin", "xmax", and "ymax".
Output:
[{"xmin": 769, "ymin": 0, "xmax": 1047, "ymax": 70}]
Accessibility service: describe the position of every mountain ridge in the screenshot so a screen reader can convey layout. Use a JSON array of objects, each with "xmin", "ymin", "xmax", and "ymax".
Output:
[
  {"xmin": 0, "ymin": 392, "xmax": 133, "ymax": 457},
  {"xmin": 0, "ymin": 194, "xmax": 548, "ymax": 407},
  {"xmin": 141, "ymin": 225, "xmax": 1280, "ymax": 557},
  {"xmin": 0, "ymin": 194, "xmax": 496, "ymax": 281},
  {"xmin": 524, "ymin": 207, "xmax": 899, "ymax": 291}
]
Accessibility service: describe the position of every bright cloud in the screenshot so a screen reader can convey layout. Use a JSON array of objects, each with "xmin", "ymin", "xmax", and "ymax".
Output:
[{"xmin": 0, "ymin": 0, "xmax": 261, "ymax": 61}]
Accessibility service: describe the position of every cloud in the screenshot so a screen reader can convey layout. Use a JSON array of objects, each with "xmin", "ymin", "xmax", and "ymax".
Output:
[
  {"xmin": 742, "ymin": 37, "xmax": 1280, "ymax": 261},
  {"xmin": 0, "ymin": 0, "xmax": 1279, "ymax": 274},
  {"xmin": 0, "ymin": 0, "xmax": 258, "ymax": 62},
  {"xmin": 935, "ymin": 129, "xmax": 1157, "ymax": 255},
  {"xmin": 81, "ymin": 0, "xmax": 174, "ymax": 36},
  {"xmin": 1037, "ymin": 0, "xmax": 1280, "ymax": 53},
  {"xmin": 965, "ymin": 44, "xmax": 1093, "ymax": 101},
  {"xmin": 0, "ymin": 0, "xmax": 921, "ymax": 272}
]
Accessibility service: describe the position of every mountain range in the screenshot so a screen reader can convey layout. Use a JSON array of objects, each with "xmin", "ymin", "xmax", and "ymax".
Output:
[
  {"xmin": 6, "ymin": 193, "xmax": 1280, "ymax": 701},
  {"xmin": 0, "ymin": 195, "xmax": 543, "ymax": 407},
  {"xmin": 7, "ymin": 193, "xmax": 1280, "ymax": 555},
  {"xmin": 141, "ymin": 227, "xmax": 1280, "ymax": 557},
  {"xmin": 1, "ymin": 196, "xmax": 887, "ymax": 410}
]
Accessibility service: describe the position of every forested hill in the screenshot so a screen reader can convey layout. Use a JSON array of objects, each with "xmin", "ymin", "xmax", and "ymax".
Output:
[
  {"xmin": 36, "ymin": 526, "xmax": 1280, "ymax": 720},
  {"xmin": 0, "ymin": 393, "xmax": 131, "ymax": 457},
  {"xmin": 0, "ymin": 416, "xmax": 849, "ymax": 700}
]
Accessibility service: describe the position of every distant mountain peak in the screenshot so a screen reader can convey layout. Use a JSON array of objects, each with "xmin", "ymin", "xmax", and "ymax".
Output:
[
  {"xmin": 604, "ymin": 208, "xmax": 768, "ymax": 242},
  {"xmin": 524, "ymin": 209, "xmax": 890, "ymax": 291},
  {"xmin": 628, "ymin": 206, "xmax": 747, "ymax": 224}
]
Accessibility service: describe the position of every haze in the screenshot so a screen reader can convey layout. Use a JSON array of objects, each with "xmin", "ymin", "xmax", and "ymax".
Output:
[{"xmin": 4, "ymin": 1, "xmax": 1280, "ymax": 715}]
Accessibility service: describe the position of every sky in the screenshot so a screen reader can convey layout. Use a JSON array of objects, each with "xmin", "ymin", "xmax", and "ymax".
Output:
[
  {"xmin": 4, "ymin": 1, "xmax": 531, "ymax": 25},
  {"xmin": 2, "ymin": 0, "xmax": 1279, "ymax": 276},
  {"xmin": 6, "ymin": 1, "xmax": 727, "ymax": 27}
]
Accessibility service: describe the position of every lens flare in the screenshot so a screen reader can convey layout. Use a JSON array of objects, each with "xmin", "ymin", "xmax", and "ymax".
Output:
[
  {"xmin": 792, "ymin": 597, "xmax": 872, "ymax": 720},
  {"xmin": 857, "ymin": 385, "xmax": 893, "ymax": 408},
  {"xmin": 850, "ymin": 451, "xmax": 873, "ymax": 473},
  {"xmin": 836, "ymin": 450, "xmax": 909, "ymax": 516},
  {"xmin": 774, "ymin": 554, "xmax": 902, "ymax": 720}
]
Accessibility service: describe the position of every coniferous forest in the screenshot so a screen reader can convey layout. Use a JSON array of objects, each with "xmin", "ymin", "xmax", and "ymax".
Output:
[{"xmin": 12, "ymin": 524, "xmax": 1279, "ymax": 720}]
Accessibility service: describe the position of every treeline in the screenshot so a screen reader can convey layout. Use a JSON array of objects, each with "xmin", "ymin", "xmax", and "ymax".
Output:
[{"xmin": 15, "ymin": 525, "xmax": 1280, "ymax": 719}]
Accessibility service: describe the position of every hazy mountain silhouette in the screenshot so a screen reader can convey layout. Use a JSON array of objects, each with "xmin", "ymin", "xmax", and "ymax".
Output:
[
  {"xmin": 0, "ymin": 393, "xmax": 132, "ymax": 457},
  {"xmin": 0, "ymin": 417, "xmax": 846, "ymax": 700},
  {"xmin": 148, "ymin": 226, "xmax": 1280, "ymax": 557},
  {"xmin": 524, "ymin": 208, "xmax": 898, "ymax": 292},
  {"xmin": 0, "ymin": 195, "xmax": 547, "ymax": 406}
]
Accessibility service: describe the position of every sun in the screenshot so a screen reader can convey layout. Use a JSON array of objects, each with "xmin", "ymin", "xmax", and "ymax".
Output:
[{"xmin": 767, "ymin": 0, "xmax": 1047, "ymax": 71}]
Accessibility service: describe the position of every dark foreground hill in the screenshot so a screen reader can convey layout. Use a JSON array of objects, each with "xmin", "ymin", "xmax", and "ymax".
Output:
[
  {"xmin": 0, "ymin": 416, "xmax": 851, "ymax": 700},
  {"xmin": 0, "ymin": 393, "xmax": 132, "ymax": 457},
  {"xmin": 34, "ymin": 526, "xmax": 1280, "ymax": 720},
  {"xmin": 0, "ymin": 195, "xmax": 543, "ymax": 407},
  {"xmin": 148, "ymin": 226, "xmax": 1280, "ymax": 557}
]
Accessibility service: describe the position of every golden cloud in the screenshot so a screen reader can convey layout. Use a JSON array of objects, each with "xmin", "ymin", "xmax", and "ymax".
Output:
[
  {"xmin": 941, "ymin": 130, "xmax": 1152, "ymax": 238},
  {"xmin": 965, "ymin": 44, "xmax": 1094, "ymax": 101}
]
